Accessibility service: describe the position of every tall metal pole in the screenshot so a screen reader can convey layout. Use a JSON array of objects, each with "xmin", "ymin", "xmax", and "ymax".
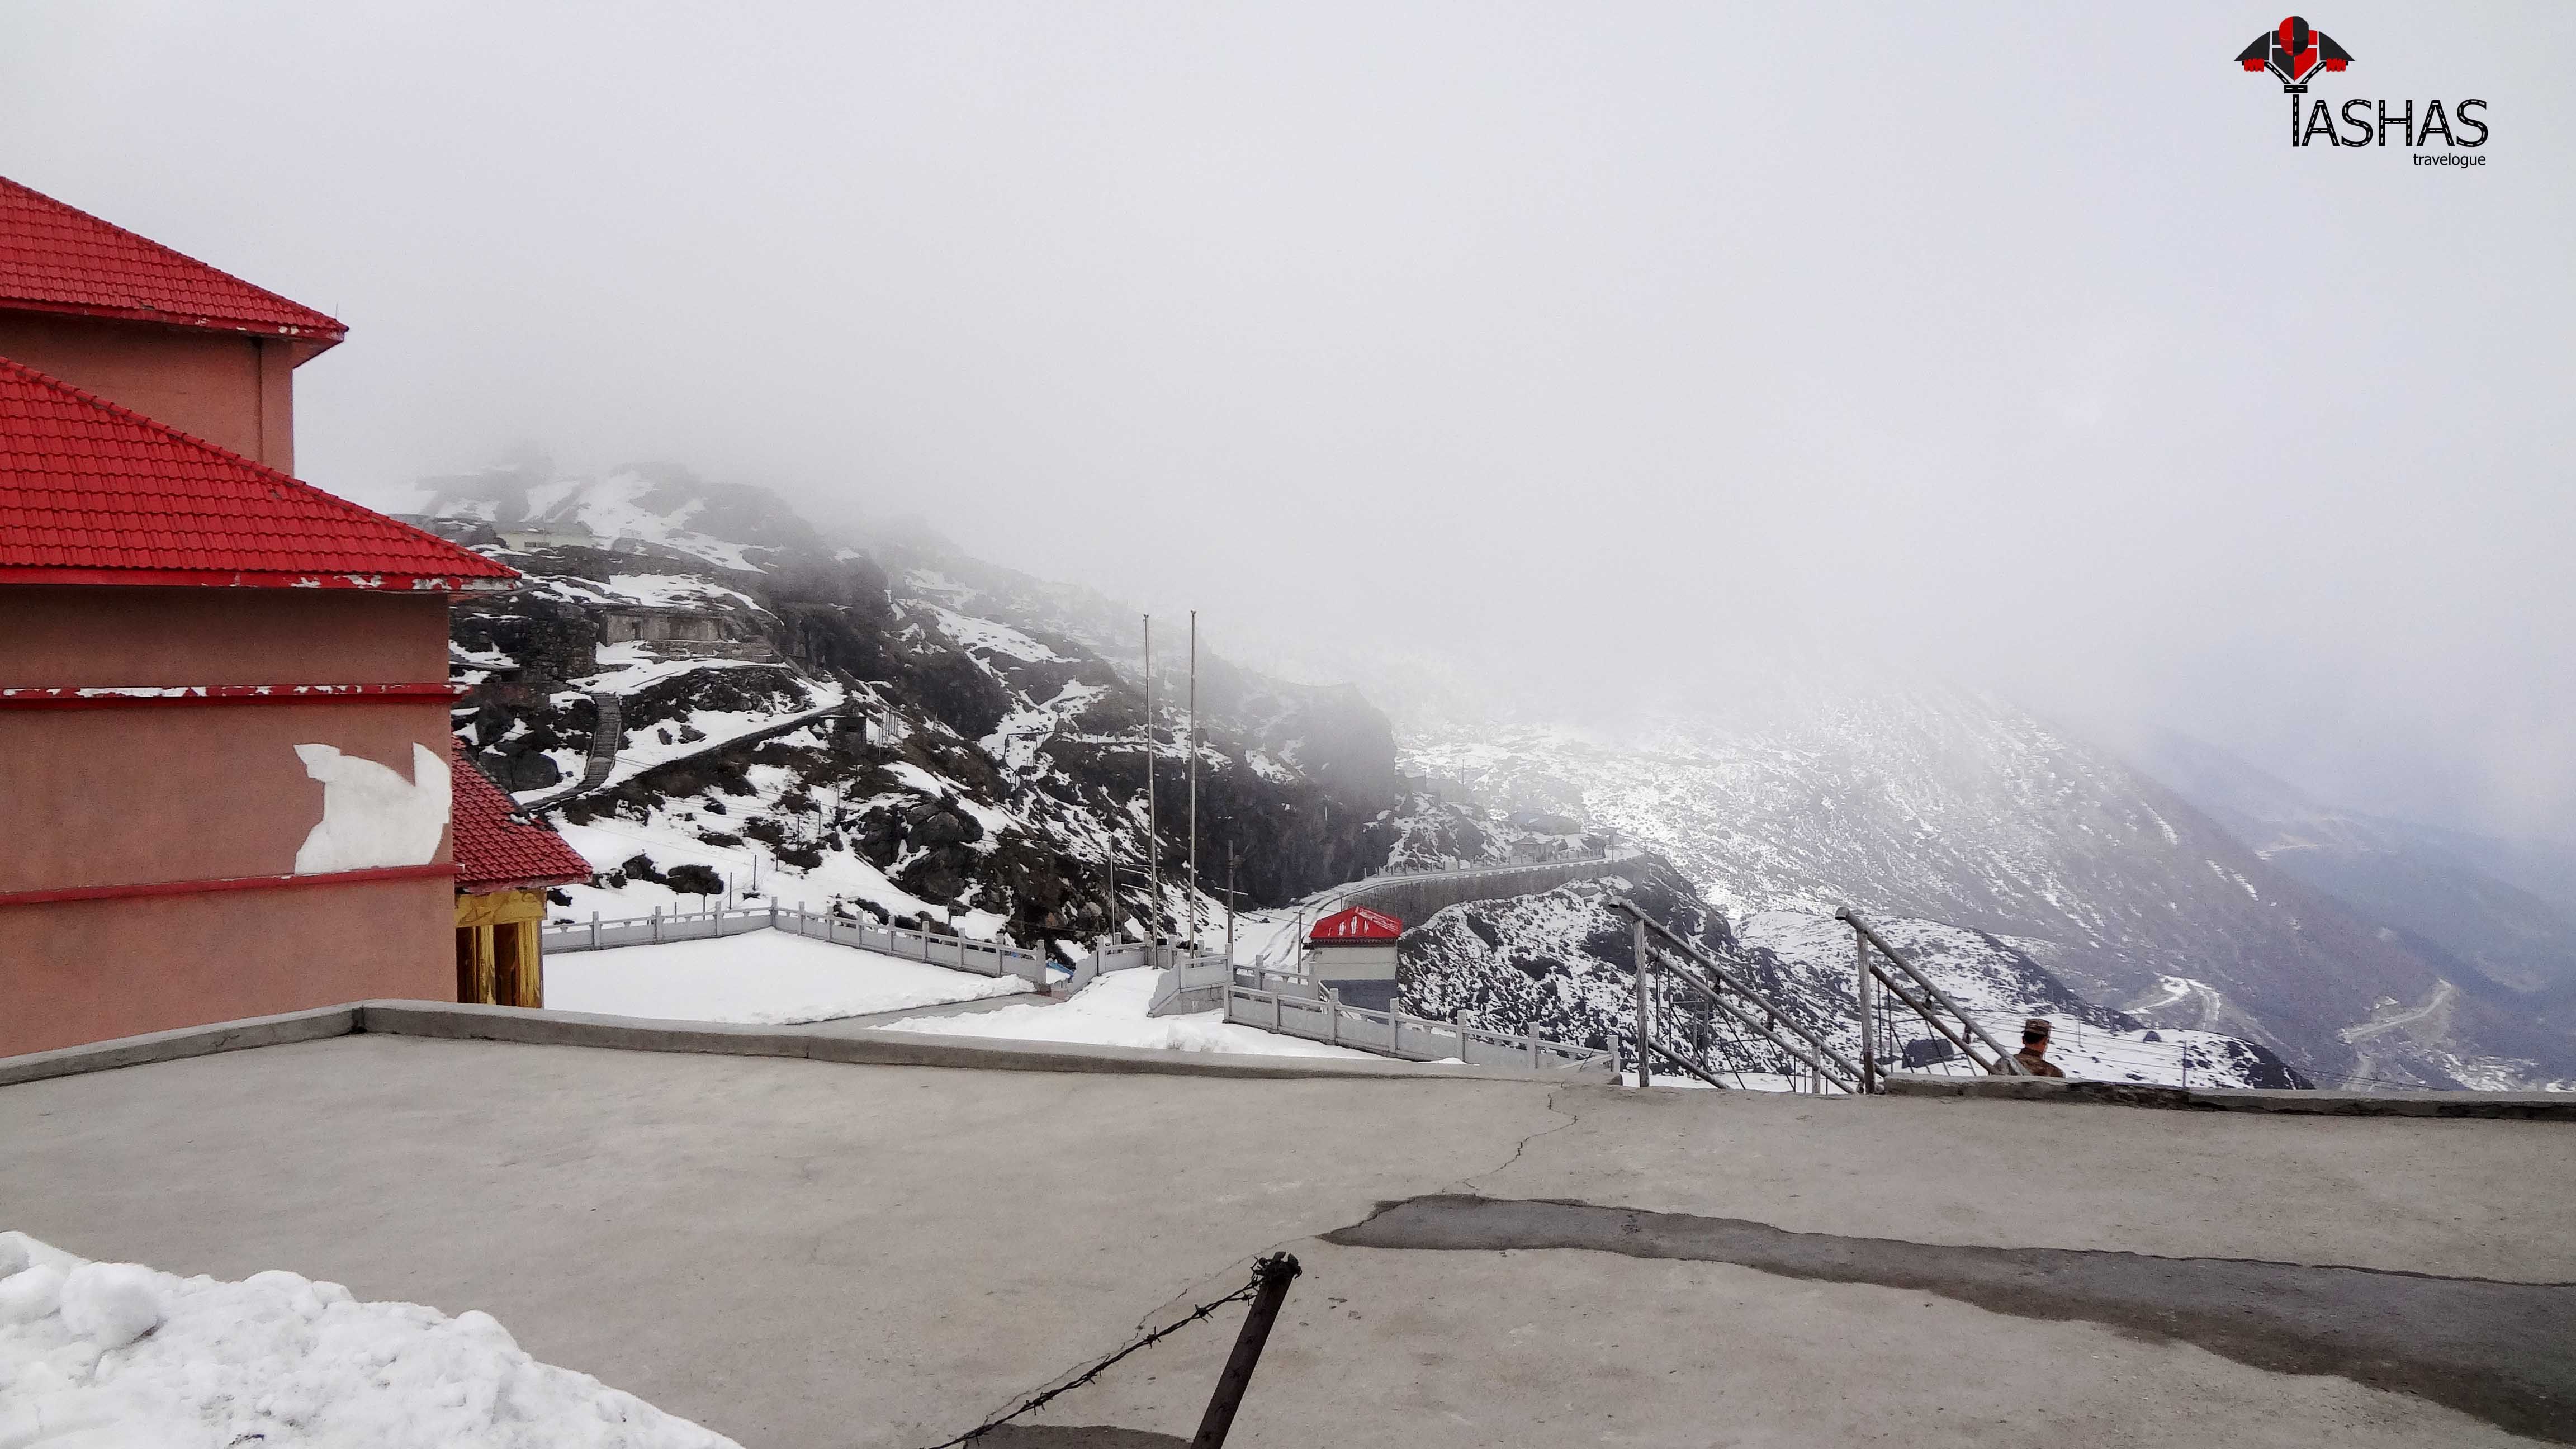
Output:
[
  {"xmin": 1854, "ymin": 924, "xmax": 1877, "ymax": 1093},
  {"xmin": 1632, "ymin": 917, "xmax": 1653, "ymax": 1089},
  {"xmin": 1101, "ymin": 854, "xmax": 1119, "ymax": 945},
  {"xmin": 1190, "ymin": 1254, "xmax": 1301, "ymax": 1449},
  {"xmin": 1143, "ymin": 614, "xmax": 1158, "ymax": 946},
  {"xmin": 1225, "ymin": 842, "xmax": 1238, "ymax": 963},
  {"xmin": 1187, "ymin": 609, "xmax": 1200, "ymax": 951}
]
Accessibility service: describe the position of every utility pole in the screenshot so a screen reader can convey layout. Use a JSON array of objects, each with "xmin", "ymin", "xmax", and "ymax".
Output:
[
  {"xmin": 1225, "ymin": 842, "xmax": 1239, "ymax": 963},
  {"xmin": 1143, "ymin": 614, "xmax": 1159, "ymax": 946},
  {"xmin": 1187, "ymin": 609, "xmax": 1200, "ymax": 951}
]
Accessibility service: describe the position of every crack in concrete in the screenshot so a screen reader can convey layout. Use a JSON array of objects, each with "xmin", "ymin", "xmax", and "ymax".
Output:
[
  {"xmin": 1323, "ymin": 1193, "xmax": 2576, "ymax": 1443},
  {"xmin": 1451, "ymin": 1086, "xmax": 1578, "ymax": 1195}
]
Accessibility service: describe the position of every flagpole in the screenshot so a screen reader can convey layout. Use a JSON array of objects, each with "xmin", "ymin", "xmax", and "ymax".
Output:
[
  {"xmin": 1188, "ymin": 610, "xmax": 1200, "ymax": 951},
  {"xmin": 1143, "ymin": 613, "xmax": 1158, "ymax": 947}
]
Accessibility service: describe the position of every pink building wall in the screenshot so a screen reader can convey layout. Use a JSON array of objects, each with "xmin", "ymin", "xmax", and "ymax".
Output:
[
  {"xmin": 0, "ymin": 313, "xmax": 302, "ymax": 471},
  {"xmin": 3, "ymin": 880, "xmax": 453, "ymax": 1057},
  {"xmin": 0, "ymin": 588, "xmax": 460, "ymax": 1056}
]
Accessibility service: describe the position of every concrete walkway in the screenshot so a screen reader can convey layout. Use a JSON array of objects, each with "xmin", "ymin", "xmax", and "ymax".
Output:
[
  {"xmin": 4, "ymin": 1035, "xmax": 2569, "ymax": 1447},
  {"xmin": 791, "ymin": 989, "xmax": 1055, "ymax": 1033}
]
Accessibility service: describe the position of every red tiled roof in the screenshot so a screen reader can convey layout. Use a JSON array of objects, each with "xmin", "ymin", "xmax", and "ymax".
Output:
[
  {"xmin": 1311, "ymin": 906, "xmax": 1404, "ymax": 941},
  {"xmin": 451, "ymin": 754, "xmax": 595, "ymax": 892},
  {"xmin": 0, "ymin": 176, "xmax": 346, "ymax": 348},
  {"xmin": 0, "ymin": 356, "xmax": 517, "ymax": 589}
]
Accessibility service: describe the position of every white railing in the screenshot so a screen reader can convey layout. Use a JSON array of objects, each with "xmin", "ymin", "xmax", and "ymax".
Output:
[
  {"xmin": 1061, "ymin": 940, "xmax": 1201, "ymax": 994},
  {"xmin": 540, "ymin": 903, "xmax": 1048, "ymax": 987},
  {"xmin": 1224, "ymin": 983, "xmax": 1609, "ymax": 1073},
  {"xmin": 1143, "ymin": 949, "xmax": 1238, "ymax": 1015}
]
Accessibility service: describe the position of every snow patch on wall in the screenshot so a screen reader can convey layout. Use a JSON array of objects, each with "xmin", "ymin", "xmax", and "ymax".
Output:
[{"xmin": 292, "ymin": 743, "xmax": 452, "ymax": 874}]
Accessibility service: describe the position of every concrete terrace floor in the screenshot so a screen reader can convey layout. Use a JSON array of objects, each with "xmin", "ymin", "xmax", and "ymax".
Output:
[{"xmin": 4, "ymin": 1034, "xmax": 2572, "ymax": 1448}]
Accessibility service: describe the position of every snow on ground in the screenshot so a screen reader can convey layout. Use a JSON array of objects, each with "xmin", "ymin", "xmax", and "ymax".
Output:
[
  {"xmin": 545, "ymin": 929, "xmax": 1027, "ymax": 1025},
  {"xmin": 566, "ymin": 642, "xmax": 788, "ymax": 706},
  {"xmin": 532, "ymin": 572, "xmax": 766, "ymax": 613},
  {"xmin": 556, "ymin": 470, "xmax": 764, "ymax": 572},
  {"xmin": 0, "ymin": 1232, "xmax": 736, "ymax": 1449},
  {"xmin": 882, "ymin": 968, "xmax": 1373, "ymax": 1059},
  {"xmin": 595, "ymin": 700, "xmax": 847, "ymax": 793},
  {"xmin": 1227, "ymin": 910, "xmax": 1308, "ymax": 972},
  {"xmin": 928, "ymin": 605, "xmax": 1067, "ymax": 663},
  {"xmin": 545, "ymin": 799, "xmax": 998, "ymax": 942}
]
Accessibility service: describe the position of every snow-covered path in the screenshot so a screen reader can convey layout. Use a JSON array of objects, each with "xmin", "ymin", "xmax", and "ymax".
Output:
[
  {"xmin": 880, "ymin": 968, "xmax": 1372, "ymax": 1059},
  {"xmin": 544, "ymin": 929, "xmax": 1026, "ymax": 1025}
]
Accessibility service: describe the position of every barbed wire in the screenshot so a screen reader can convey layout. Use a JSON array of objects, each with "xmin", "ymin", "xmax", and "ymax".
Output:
[{"xmin": 917, "ymin": 1262, "xmax": 1270, "ymax": 1449}]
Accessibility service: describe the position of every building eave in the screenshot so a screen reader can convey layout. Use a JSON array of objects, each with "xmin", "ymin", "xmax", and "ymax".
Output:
[
  {"xmin": 0, "ymin": 295, "xmax": 347, "ymax": 356},
  {"xmin": 0, "ymin": 567, "xmax": 519, "ymax": 591}
]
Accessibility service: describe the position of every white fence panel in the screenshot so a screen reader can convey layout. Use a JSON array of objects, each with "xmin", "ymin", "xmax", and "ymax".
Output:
[
  {"xmin": 538, "ymin": 904, "xmax": 1048, "ymax": 988},
  {"xmin": 1223, "ymin": 986, "xmax": 1607, "ymax": 1072}
]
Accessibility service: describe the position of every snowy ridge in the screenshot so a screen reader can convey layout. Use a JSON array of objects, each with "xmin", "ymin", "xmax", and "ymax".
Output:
[{"xmin": 1402, "ymin": 701, "xmax": 2565, "ymax": 1089}]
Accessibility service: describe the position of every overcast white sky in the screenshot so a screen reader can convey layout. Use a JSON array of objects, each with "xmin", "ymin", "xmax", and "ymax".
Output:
[{"xmin": 4, "ymin": 2, "xmax": 2570, "ymax": 839}]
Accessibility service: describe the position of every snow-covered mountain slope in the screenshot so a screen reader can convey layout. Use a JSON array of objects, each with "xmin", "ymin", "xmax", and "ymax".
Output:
[
  {"xmin": 416, "ymin": 456, "xmax": 2567, "ymax": 1090},
  {"xmin": 429, "ymin": 463, "xmax": 1409, "ymax": 960},
  {"xmin": 2131, "ymin": 731, "xmax": 2576, "ymax": 997},
  {"xmin": 411, "ymin": 460, "xmax": 826, "ymax": 574},
  {"xmin": 1401, "ymin": 693, "xmax": 2573, "ymax": 1090},
  {"xmin": 1398, "ymin": 860, "xmax": 2300, "ymax": 1090}
]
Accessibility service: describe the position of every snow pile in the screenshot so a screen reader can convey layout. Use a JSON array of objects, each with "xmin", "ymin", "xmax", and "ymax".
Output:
[
  {"xmin": 881, "ymin": 968, "xmax": 1371, "ymax": 1058},
  {"xmin": 544, "ymin": 928, "xmax": 1029, "ymax": 1025},
  {"xmin": 0, "ymin": 1232, "xmax": 737, "ymax": 1448}
]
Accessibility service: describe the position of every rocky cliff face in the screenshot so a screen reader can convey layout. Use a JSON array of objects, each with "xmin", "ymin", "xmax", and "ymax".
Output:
[{"xmin": 424, "ymin": 462, "xmax": 1403, "ymax": 959}]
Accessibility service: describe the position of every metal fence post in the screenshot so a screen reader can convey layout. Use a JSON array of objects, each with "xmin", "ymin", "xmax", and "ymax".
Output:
[
  {"xmin": 1190, "ymin": 1254, "xmax": 1301, "ymax": 1449},
  {"xmin": 1632, "ymin": 916, "xmax": 1652, "ymax": 1088},
  {"xmin": 1855, "ymin": 925, "xmax": 1877, "ymax": 1093},
  {"xmin": 590, "ymin": 912, "xmax": 600, "ymax": 950},
  {"xmin": 651, "ymin": 906, "xmax": 662, "ymax": 944}
]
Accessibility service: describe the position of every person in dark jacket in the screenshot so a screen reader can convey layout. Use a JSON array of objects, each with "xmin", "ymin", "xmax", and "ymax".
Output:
[{"xmin": 1991, "ymin": 1017, "xmax": 2066, "ymax": 1078}]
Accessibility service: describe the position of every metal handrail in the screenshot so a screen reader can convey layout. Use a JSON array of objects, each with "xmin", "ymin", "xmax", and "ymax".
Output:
[
  {"xmin": 1836, "ymin": 908, "xmax": 2026, "ymax": 1076},
  {"xmin": 1608, "ymin": 896, "xmax": 1863, "ymax": 1091}
]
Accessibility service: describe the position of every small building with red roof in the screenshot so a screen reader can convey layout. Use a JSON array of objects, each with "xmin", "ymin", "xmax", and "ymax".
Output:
[
  {"xmin": 1306, "ymin": 905, "xmax": 1405, "ymax": 1011},
  {"xmin": 449, "ymin": 755, "xmax": 594, "ymax": 1009},
  {"xmin": 0, "ymin": 174, "xmax": 548, "ymax": 1054}
]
